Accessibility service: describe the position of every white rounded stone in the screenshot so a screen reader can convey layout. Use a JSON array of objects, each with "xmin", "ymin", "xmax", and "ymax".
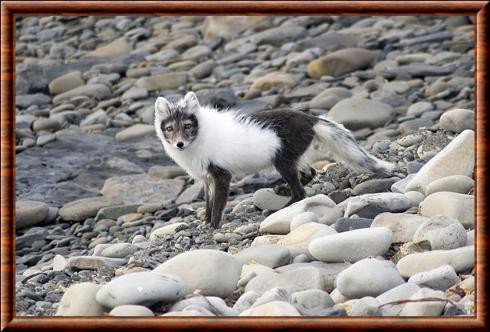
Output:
[
  {"xmin": 53, "ymin": 254, "xmax": 68, "ymax": 271},
  {"xmin": 343, "ymin": 193, "xmax": 411, "ymax": 217},
  {"xmin": 115, "ymin": 124, "xmax": 154, "ymax": 142},
  {"xmin": 412, "ymin": 215, "xmax": 467, "ymax": 250},
  {"xmin": 330, "ymin": 288, "xmax": 348, "ymax": 304},
  {"xmin": 371, "ymin": 212, "xmax": 428, "ymax": 243},
  {"xmin": 350, "ymin": 296, "xmax": 384, "ymax": 316},
  {"xmin": 439, "ymin": 108, "xmax": 474, "ymax": 133},
  {"xmin": 399, "ymin": 288, "xmax": 447, "ymax": 316},
  {"xmin": 252, "ymin": 287, "xmax": 290, "ymax": 308},
  {"xmin": 376, "ymin": 283, "xmax": 421, "ymax": 315},
  {"xmin": 291, "ymin": 289, "xmax": 334, "ymax": 315},
  {"xmin": 252, "ymin": 188, "xmax": 290, "ymax": 211},
  {"xmin": 245, "ymin": 266, "xmax": 324, "ymax": 295},
  {"xmin": 169, "ymin": 296, "xmax": 238, "ymax": 316},
  {"xmin": 419, "ymin": 192, "xmax": 474, "ymax": 229},
  {"xmin": 68, "ymin": 256, "xmax": 126, "ymax": 270},
  {"xmin": 425, "ymin": 175, "xmax": 474, "ymax": 196},
  {"xmin": 16, "ymin": 200, "xmax": 50, "ymax": 229},
  {"xmin": 275, "ymin": 262, "xmax": 349, "ymax": 290},
  {"xmin": 149, "ymin": 222, "xmax": 186, "ymax": 242},
  {"xmin": 153, "ymin": 249, "xmax": 242, "ymax": 298},
  {"xmin": 408, "ymin": 264, "xmax": 459, "ymax": 290},
  {"xmin": 259, "ymin": 195, "xmax": 341, "ymax": 234},
  {"xmin": 407, "ymin": 101, "xmax": 433, "ymax": 117},
  {"xmin": 396, "ymin": 246, "xmax": 474, "ymax": 278},
  {"xmin": 336, "ymin": 258, "xmax": 404, "ymax": 299},
  {"xmin": 308, "ymin": 227, "xmax": 393, "ymax": 262},
  {"xmin": 100, "ymin": 243, "xmax": 138, "ymax": 258},
  {"xmin": 459, "ymin": 294, "xmax": 474, "ymax": 315},
  {"xmin": 239, "ymin": 301, "xmax": 301, "ymax": 316},
  {"xmin": 59, "ymin": 196, "xmax": 123, "ymax": 222},
  {"xmin": 233, "ymin": 291, "xmax": 261, "ymax": 312},
  {"xmin": 404, "ymin": 191, "xmax": 425, "ymax": 207},
  {"xmin": 406, "ymin": 130, "xmax": 474, "ymax": 194},
  {"xmin": 96, "ymin": 272, "xmax": 187, "ymax": 308},
  {"xmin": 290, "ymin": 212, "xmax": 319, "ymax": 231},
  {"xmin": 234, "ymin": 244, "xmax": 291, "ymax": 268},
  {"xmin": 250, "ymin": 234, "xmax": 285, "ymax": 247},
  {"xmin": 56, "ymin": 283, "xmax": 106, "ymax": 316},
  {"xmin": 109, "ymin": 305, "xmax": 154, "ymax": 316},
  {"xmin": 162, "ymin": 307, "xmax": 215, "ymax": 316},
  {"xmin": 277, "ymin": 223, "xmax": 336, "ymax": 257}
]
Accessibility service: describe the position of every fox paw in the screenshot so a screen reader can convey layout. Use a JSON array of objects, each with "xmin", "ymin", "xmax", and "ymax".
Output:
[{"xmin": 273, "ymin": 184, "xmax": 292, "ymax": 197}]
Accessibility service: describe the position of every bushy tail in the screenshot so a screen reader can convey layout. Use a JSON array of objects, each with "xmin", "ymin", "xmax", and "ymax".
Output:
[{"xmin": 314, "ymin": 118, "xmax": 396, "ymax": 176}]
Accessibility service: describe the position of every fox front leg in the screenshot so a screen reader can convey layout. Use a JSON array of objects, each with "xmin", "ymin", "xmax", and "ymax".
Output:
[
  {"xmin": 203, "ymin": 178, "xmax": 212, "ymax": 225},
  {"xmin": 206, "ymin": 164, "xmax": 231, "ymax": 229}
]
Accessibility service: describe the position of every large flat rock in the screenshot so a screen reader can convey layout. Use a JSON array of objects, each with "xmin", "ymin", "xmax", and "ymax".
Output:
[
  {"xmin": 101, "ymin": 174, "xmax": 185, "ymax": 204},
  {"xmin": 16, "ymin": 130, "xmax": 172, "ymax": 207}
]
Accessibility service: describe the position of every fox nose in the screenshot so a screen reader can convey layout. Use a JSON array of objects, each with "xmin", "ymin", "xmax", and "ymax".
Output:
[{"xmin": 176, "ymin": 141, "xmax": 184, "ymax": 149}]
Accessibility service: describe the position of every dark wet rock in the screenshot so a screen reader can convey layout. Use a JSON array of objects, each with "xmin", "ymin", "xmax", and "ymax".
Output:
[
  {"xmin": 399, "ymin": 118, "xmax": 434, "ymax": 134},
  {"xmin": 195, "ymin": 88, "xmax": 237, "ymax": 108},
  {"xmin": 328, "ymin": 98, "xmax": 394, "ymax": 130},
  {"xmin": 400, "ymin": 31, "xmax": 453, "ymax": 46},
  {"xmin": 297, "ymin": 32, "xmax": 358, "ymax": 51},
  {"xmin": 16, "ymin": 53, "xmax": 146, "ymax": 95},
  {"xmin": 381, "ymin": 64, "xmax": 458, "ymax": 79},
  {"xmin": 53, "ymin": 84, "xmax": 112, "ymax": 104},
  {"xmin": 309, "ymin": 87, "xmax": 352, "ymax": 110},
  {"xmin": 16, "ymin": 94, "xmax": 51, "ymax": 109},
  {"xmin": 175, "ymin": 182, "xmax": 204, "ymax": 205},
  {"xmin": 16, "ymin": 227, "xmax": 48, "ymax": 251},
  {"xmin": 225, "ymin": 26, "xmax": 307, "ymax": 51},
  {"xmin": 351, "ymin": 178, "xmax": 398, "ymax": 196},
  {"xmin": 16, "ymin": 114, "xmax": 38, "ymax": 129},
  {"xmin": 190, "ymin": 60, "xmax": 216, "ymax": 79},
  {"xmin": 335, "ymin": 217, "xmax": 373, "ymax": 232},
  {"xmin": 16, "ymin": 131, "xmax": 171, "ymax": 207}
]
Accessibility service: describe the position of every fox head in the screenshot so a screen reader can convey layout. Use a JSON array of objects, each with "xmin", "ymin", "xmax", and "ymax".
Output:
[{"xmin": 154, "ymin": 92, "xmax": 200, "ymax": 150}]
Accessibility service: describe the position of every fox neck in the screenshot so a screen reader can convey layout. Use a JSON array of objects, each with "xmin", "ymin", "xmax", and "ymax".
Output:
[{"xmin": 162, "ymin": 137, "xmax": 208, "ymax": 179}]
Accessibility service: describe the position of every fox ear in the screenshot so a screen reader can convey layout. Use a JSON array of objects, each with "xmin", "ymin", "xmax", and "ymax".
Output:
[
  {"xmin": 155, "ymin": 97, "xmax": 170, "ymax": 119},
  {"xmin": 183, "ymin": 91, "xmax": 200, "ymax": 113}
]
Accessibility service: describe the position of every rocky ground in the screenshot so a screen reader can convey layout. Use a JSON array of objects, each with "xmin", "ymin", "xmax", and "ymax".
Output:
[{"xmin": 15, "ymin": 15, "xmax": 475, "ymax": 317}]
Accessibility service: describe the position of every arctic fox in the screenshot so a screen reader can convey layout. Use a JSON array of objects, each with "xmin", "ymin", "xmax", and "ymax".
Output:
[{"xmin": 154, "ymin": 92, "xmax": 395, "ymax": 228}]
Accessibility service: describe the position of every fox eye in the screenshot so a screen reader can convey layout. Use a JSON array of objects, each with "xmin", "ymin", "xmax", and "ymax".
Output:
[
  {"xmin": 184, "ymin": 124, "xmax": 192, "ymax": 130},
  {"xmin": 165, "ymin": 126, "xmax": 173, "ymax": 132}
]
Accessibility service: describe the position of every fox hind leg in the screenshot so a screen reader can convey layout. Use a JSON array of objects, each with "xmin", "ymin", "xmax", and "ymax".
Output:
[
  {"xmin": 300, "ymin": 167, "xmax": 316, "ymax": 185},
  {"xmin": 273, "ymin": 161, "xmax": 305, "ymax": 207},
  {"xmin": 273, "ymin": 167, "xmax": 315, "ymax": 197}
]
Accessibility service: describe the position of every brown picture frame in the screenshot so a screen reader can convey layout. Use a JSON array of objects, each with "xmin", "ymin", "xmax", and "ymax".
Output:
[{"xmin": 1, "ymin": 1, "xmax": 488, "ymax": 331}]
